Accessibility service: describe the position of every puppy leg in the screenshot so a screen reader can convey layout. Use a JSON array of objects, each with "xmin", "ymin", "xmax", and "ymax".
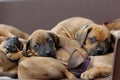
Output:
[
  {"xmin": 6, "ymin": 51, "xmax": 23, "ymax": 61},
  {"xmin": 81, "ymin": 65, "xmax": 112, "ymax": 80},
  {"xmin": 64, "ymin": 69, "xmax": 78, "ymax": 79}
]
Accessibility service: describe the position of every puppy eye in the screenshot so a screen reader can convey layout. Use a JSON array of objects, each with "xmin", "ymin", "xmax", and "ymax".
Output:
[
  {"xmin": 48, "ymin": 39, "xmax": 54, "ymax": 44},
  {"xmin": 105, "ymin": 39, "xmax": 110, "ymax": 47},
  {"xmin": 89, "ymin": 37, "xmax": 96, "ymax": 44},
  {"xmin": 33, "ymin": 43, "xmax": 40, "ymax": 51}
]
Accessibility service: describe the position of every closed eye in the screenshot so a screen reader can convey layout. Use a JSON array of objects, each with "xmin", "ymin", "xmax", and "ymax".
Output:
[
  {"xmin": 89, "ymin": 37, "xmax": 96, "ymax": 44},
  {"xmin": 105, "ymin": 38, "xmax": 110, "ymax": 47}
]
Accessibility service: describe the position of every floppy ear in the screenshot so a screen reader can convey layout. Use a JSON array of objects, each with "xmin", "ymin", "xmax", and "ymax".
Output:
[
  {"xmin": 68, "ymin": 49, "xmax": 84, "ymax": 69},
  {"xmin": 22, "ymin": 40, "xmax": 31, "ymax": 57},
  {"xmin": 75, "ymin": 25, "xmax": 92, "ymax": 47},
  {"xmin": 48, "ymin": 32, "xmax": 61, "ymax": 48}
]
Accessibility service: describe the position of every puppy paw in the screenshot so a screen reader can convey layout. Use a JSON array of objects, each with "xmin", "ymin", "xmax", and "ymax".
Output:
[
  {"xmin": 6, "ymin": 53, "xmax": 19, "ymax": 61},
  {"xmin": 81, "ymin": 69, "xmax": 97, "ymax": 80}
]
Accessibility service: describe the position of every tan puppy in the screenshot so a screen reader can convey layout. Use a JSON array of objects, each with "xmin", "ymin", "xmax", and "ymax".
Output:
[
  {"xmin": 75, "ymin": 24, "xmax": 115, "ymax": 79},
  {"xmin": 21, "ymin": 29, "xmax": 87, "ymax": 79},
  {"xmin": 51, "ymin": 17, "xmax": 114, "ymax": 56},
  {"xmin": 0, "ymin": 24, "xmax": 29, "ymax": 43},
  {"xmin": 51, "ymin": 17, "xmax": 94, "ymax": 39},
  {"xmin": 23, "ymin": 29, "xmax": 86, "ymax": 65},
  {"xmin": 0, "ymin": 37, "xmax": 26, "ymax": 78},
  {"xmin": 75, "ymin": 24, "xmax": 114, "ymax": 56},
  {"xmin": 18, "ymin": 56, "xmax": 77, "ymax": 80}
]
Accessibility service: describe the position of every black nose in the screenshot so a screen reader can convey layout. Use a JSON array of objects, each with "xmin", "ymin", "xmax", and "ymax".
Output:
[
  {"xmin": 45, "ymin": 51, "xmax": 51, "ymax": 55},
  {"xmin": 96, "ymin": 47, "xmax": 104, "ymax": 54}
]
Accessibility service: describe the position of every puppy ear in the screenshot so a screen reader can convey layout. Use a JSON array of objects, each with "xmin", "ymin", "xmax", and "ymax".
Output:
[
  {"xmin": 22, "ymin": 40, "xmax": 31, "ymax": 57},
  {"xmin": 48, "ymin": 32, "xmax": 61, "ymax": 48},
  {"xmin": 75, "ymin": 25, "xmax": 92, "ymax": 47},
  {"xmin": 68, "ymin": 49, "xmax": 84, "ymax": 69}
]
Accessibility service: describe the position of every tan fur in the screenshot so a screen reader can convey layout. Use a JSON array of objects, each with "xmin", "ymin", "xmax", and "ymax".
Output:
[
  {"xmin": 18, "ymin": 57, "xmax": 77, "ymax": 80},
  {"xmin": 0, "ymin": 50, "xmax": 17, "ymax": 77},
  {"xmin": 0, "ymin": 38, "xmax": 26, "ymax": 78},
  {"xmin": 51, "ymin": 17, "xmax": 94, "ymax": 39},
  {"xmin": 0, "ymin": 24, "xmax": 29, "ymax": 43},
  {"xmin": 81, "ymin": 53, "xmax": 113, "ymax": 79},
  {"xmin": 20, "ymin": 29, "xmax": 87, "ymax": 79},
  {"xmin": 51, "ymin": 17, "xmax": 114, "ymax": 79}
]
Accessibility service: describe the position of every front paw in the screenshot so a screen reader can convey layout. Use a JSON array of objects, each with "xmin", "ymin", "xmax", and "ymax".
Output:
[
  {"xmin": 81, "ymin": 69, "xmax": 97, "ymax": 80},
  {"xmin": 6, "ymin": 53, "xmax": 19, "ymax": 62}
]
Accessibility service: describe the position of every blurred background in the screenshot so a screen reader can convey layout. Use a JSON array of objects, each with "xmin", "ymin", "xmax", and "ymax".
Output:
[{"xmin": 0, "ymin": 0, "xmax": 119, "ymax": 34}]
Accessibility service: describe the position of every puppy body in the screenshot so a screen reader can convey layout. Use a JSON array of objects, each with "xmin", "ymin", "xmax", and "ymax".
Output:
[
  {"xmin": 51, "ymin": 17, "xmax": 114, "ymax": 79},
  {"xmin": 51, "ymin": 17, "xmax": 94, "ymax": 39},
  {"xmin": 81, "ymin": 53, "xmax": 113, "ymax": 79},
  {"xmin": 18, "ymin": 56, "xmax": 77, "ymax": 80},
  {"xmin": 21, "ymin": 29, "xmax": 87, "ymax": 79},
  {"xmin": 0, "ymin": 50, "xmax": 17, "ymax": 78},
  {"xmin": 0, "ymin": 24, "xmax": 29, "ymax": 43},
  {"xmin": 0, "ymin": 37, "xmax": 26, "ymax": 78}
]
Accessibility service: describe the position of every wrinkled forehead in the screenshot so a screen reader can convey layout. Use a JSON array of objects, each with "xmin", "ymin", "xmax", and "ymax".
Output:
[
  {"xmin": 88, "ymin": 25, "xmax": 110, "ymax": 40},
  {"xmin": 29, "ymin": 30, "xmax": 52, "ymax": 43}
]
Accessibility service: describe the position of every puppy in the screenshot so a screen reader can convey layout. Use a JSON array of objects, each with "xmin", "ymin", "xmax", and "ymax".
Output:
[
  {"xmin": 0, "ymin": 24, "xmax": 29, "ymax": 43},
  {"xmin": 75, "ymin": 24, "xmax": 114, "ymax": 56},
  {"xmin": 22, "ymin": 29, "xmax": 87, "ymax": 79},
  {"xmin": 23, "ymin": 29, "xmax": 86, "ymax": 65},
  {"xmin": 0, "ymin": 37, "xmax": 26, "ymax": 78},
  {"xmin": 0, "ymin": 32, "xmax": 79, "ymax": 79},
  {"xmin": 51, "ymin": 17, "xmax": 94, "ymax": 39},
  {"xmin": 18, "ymin": 56, "xmax": 77, "ymax": 80},
  {"xmin": 51, "ymin": 17, "xmax": 114, "ymax": 56}
]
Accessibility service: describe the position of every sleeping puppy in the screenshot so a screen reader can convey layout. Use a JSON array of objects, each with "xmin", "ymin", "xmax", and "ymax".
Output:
[
  {"xmin": 21, "ymin": 29, "xmax": 86, "ymax": 79},
  {"xmin": 74, "ymin": 24, "xmax": 115, "ymax": 79},
  {"xmin": 0, "ymin": 37, "xmax": 26, "ymax": 61},
  {"xmin": 0, "ymin": 37, "xmax": 77, "ymax": 80},
  {"xmin": 22, "ymin": 29, "xmax": 86, "ymax": 65},
  {"xmin": 75, "ymin": 24, "xmax": 114, "ymax": 56},
  {"xmin": 0, "ymin": 37, "xmax": 26, "ymax": 78},
  {"xmin": 51, "ymin": 17, "xmax": 114, "ymax": 56},
  {"xmin": 18, "ymin": 56, "xmax": 77, "ymax": 80},
  {"xmin": 0, "ymin": 24, "xmax": 29, "ymax": 43}
]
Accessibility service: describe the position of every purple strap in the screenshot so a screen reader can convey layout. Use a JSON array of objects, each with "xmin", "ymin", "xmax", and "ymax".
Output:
[{"xmin": 79, "ymin": 57, "xmax": 91, "ymax": 77}]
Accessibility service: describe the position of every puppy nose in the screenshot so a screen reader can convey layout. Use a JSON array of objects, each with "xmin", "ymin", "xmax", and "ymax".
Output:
[
  {"xmin": 96, "ymin": 47, "xmax": 104, "ymax": 54},
  {"xmin": 45, "ymin": 51, "xmax": 51, "ymax": 55}
]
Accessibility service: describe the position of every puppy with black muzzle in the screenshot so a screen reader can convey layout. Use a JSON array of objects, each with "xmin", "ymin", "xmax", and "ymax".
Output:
[
  {"xmin": 74, "ymin": 24, "xmax": 115, "ymax": 79},
  {"xmin": 75, "ymin": 24, "xmax": 114, "ymax": 56},
  {"xmin": 21, "ymin": 29, "xmax": 87, "ymax": 79},
  {"xmin": 0, "ymin": 37, "xmax": 26, "ymax": 78},
  {"xmin": 52, "ymin": 17, "xmax": 114, "ymax": 56}
]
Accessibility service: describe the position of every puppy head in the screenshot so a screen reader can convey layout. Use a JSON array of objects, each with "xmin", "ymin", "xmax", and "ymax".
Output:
[
  {"xmin": 3, "ymin": 37, "xmax": 23, "ymax": 53},
  {"xmin": 23, "ymin": 29, "xmax": 61, "ymax": 58},
  {"xmin": 75, "ymin": 24, "xmax": 113, "ymax": 56}
]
